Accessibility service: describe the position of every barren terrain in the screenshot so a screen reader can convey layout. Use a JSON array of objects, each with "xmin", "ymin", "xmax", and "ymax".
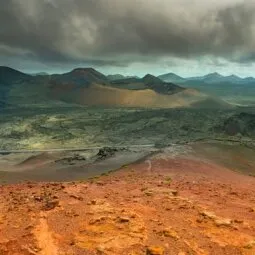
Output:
[
  {"xmin": 1, "ymin": 143, "xmax": 255, "ymax": 255},
  {"xmin": 1, "ymin": 106, "xmax": 254, "ymax": 151}
]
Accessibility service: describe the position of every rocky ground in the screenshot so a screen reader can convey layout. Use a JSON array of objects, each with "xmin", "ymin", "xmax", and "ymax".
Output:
[
  {"xmin": 1, "ymin": 106, "xmax": 254, "ymax": 150},
  {"xmin": 1, "ymin": 148, "xmax": 255, "ymax": 255}
]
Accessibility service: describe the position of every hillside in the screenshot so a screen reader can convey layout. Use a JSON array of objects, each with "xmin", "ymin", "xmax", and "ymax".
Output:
[
  {"xmin": 1, "ymin": 144, "xmax": 255, "ymax": 254},
  {"xmin": 0, "ymin": 66, "xmax": 31, "ymax": 85},
  {"xmin": 50, "ymin": 68, "xmax": 109, "ymax": 87},
  {"xmin": 0, "ymin": 66, "xmax": 233, "ymax": 109},
  {"xmin": 0, "ymin": 67, "xmax": 34, "ymax": 105},
  {"xmin": 158, "ymin": 73, "xmax": 186, "ymax": 83},
  {"xmin": 158, "ymin": 72, "xmax": 255, "ymax": 106},
  {"xmin": 159, "ymin": 72, "xmax": 255, "ymax": 85},
  {"xmin": 50, "ymin": 82, "xmax": 232, "ymax": 109},
  {"xmin": 48, "ymin": 70, "xmax": 232, "ymax": 108}
]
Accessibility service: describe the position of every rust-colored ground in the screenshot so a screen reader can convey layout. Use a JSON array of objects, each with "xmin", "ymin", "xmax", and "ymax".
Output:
[{"xmin": 1, "ymin": 153, "xmax": 255, "ymax": 255}]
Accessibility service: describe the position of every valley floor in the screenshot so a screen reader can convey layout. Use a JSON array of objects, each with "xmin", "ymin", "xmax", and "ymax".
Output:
[
  {"xmin": 1, "ymin": 144, "xmax": 255, "ymax": 255},
  {"xmin": 1, "ymin": 105, "xmax": 254, "ymax": 151}
]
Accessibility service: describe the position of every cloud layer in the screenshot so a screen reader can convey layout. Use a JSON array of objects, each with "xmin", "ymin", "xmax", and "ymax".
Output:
[{"xmin": 1, "ymin": 0, "xmax": 255, "ymax": 72}]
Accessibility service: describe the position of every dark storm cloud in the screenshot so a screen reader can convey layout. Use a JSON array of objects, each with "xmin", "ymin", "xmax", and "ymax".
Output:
[{"xmin": 0, "ymin": 0, "xmax": 255, "ymax": 67}]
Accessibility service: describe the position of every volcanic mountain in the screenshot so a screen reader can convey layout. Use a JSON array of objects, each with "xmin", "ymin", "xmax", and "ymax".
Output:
[
  {"xmin": 49, "ymin": 71, "xmax": 231, "ymax": 108},
  {"xmin": 0, "ymin": 66, "xmax": 233, "ymax": 109},
  {"xmin": 158, "ymin": 72, "xmax": 186, "ymax": 84},
  {"xmin": 0, "ymin": 66, "xmax": 32, "ymax": 85},
  {"xmin": 158, "ymin": 71, "xmax": 255, "ymax": 106},
  {"xmin": 0, "ymin": 67, "xmax": 34, "ymax": 106},
  {"xmin": 142, "ymin": 74, "xmax": 184, "ymax": 95},
  {"xmin": 50, "ymin": 68, "xmax": 109, "ymax": 87}
]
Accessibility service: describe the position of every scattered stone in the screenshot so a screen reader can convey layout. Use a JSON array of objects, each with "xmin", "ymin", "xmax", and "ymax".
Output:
[
  {"xmin": 96, "ymin": 181, "xmax": 104, "ymax": 186},
  {"xmin": 70, "ymin": 194, "xmax": 83, "ymax": 201},
  {"xmin": 69, "ymin": 240, "xmax": 75, "ymax": 246},
  {"xmin": 249, "ymin": 207, "xmax": 255, "ymax": 212},
  {"xmin": 24, "ymin": 225, "xmax": 33, "ymax": 230},
  {"xmin": 146, "ymin": 187, "xmax": 178, "ymax": 197},
  {"xmin": 96, "ymin": 147, "xmax": 118, "ymax": 160},
  {"xmin": 229, "ymin": 191, "xmax": 238, "ymax": 196},
  {"xmin": 214, "ymin": 218, "xmax": 232, "ymax": 227},
  {"xmin": 162, "ymin": 228, "xmax": 179, "ymax": 240},
  {"xmin": 56, "ymin": 154, "xmax": 86, "ymax": 165},
  {"xmin": 42, "ymin": 200, "xmax": 59, "ymax": 211},
  {"xmin": 130, "ymin": 213, "xmax": 136, "ymax": 219},
  {"xmin": 117, "ymin": 216, "xmax": 130, "ymax": 223},
  {"xmin": 146, "ymin": 246, "xmax": 165, "ymax": 255},
  {"xmin": 96, "ymin": 245, "xmax": 106, "ymax": 254},
  {"xmin": 200, "ymin": 211, "xmax": 217, "ymax": 220},
  {"xmin": 88, "ymin": 199, "xmax": 97, "ymax": 205},
  {"xmin": 169, "ymin": 189, "xmax": 178, "ymax": 196},
  {"xmin": 89, "ymin": 216, "xmax": 107, "ymax": 225},
  {"xmin": 196, "ymin": 218, "xmax": 203, "ymax": 223},
  {"xmin": 201, "ymin": 210, "xmax": 232, "ymax": 227},
  {"xmin": 179, "ymin": 204, "xmax": 189, "ymax": 209},
  {"xmin": 234, "ymin": 219, "xmax": 244, "ymax": 224},
  {"xmin": 243, "ymin": 240, "xmax": 255, "ymax": 249},
  {"xmin": 34, "ymin": 196, "xmax": 43, "ymax": 202},
  {"xmin": 26, "ymin": 246, "xmax": 41, "ymax": 254},
  {"xmin": 144, "ymin": 190, "xmax": 154, "ymax": 196}
]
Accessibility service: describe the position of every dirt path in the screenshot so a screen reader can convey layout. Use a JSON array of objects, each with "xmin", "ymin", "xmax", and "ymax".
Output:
[{"xmin": 33, "ymin": 212, "xmax": 59, "ymax": 255}]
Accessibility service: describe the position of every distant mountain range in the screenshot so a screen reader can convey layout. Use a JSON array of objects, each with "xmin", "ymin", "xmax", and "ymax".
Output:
[
  {"xmin": 158, "ymin": 71, "xmax": 255, "ymax": 106},
  {"xmin": 158, "ymin": 72, "xmax": 255, "ymax": 85},
  {"xmin": 0, "ymin": 66, "xmax": 248, "ymax": 109}
]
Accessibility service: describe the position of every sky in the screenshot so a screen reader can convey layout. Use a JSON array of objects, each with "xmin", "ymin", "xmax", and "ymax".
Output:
[{"xmin": 1, "ymin": 0, "xmax": 255, "ymax": 77}]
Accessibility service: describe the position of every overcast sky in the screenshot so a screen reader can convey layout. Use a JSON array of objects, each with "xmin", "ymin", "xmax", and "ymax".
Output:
[{"xmin": 1, "ymin": 0, "xmax": 255, "ymax": 77}]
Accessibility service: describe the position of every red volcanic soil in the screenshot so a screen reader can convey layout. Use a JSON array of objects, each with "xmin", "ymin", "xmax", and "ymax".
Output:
[{"xmin": 1, "ymin": 155, "xmax": 255, "ymax": 255}]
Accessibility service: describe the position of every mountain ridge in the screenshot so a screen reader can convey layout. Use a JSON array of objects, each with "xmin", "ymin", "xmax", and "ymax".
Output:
[
  {"xmin": 0, "ymin": 66, "xmax": 32, "ymax": 85},
  {"xmin": 158, "ymin": 71, "xmax": 255, "ymax": 84},
  {"xmin": 0, "ymin": 66, "xmax": 235, "ymax": 109}
]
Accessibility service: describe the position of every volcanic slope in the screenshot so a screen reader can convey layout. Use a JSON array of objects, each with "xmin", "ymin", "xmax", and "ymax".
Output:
[
  {"xmin": 1, "ymin": 145, "xmax": 255, "ymax": 254},
  {"xmin": 49, "ymin": 69, "xmax": 232, "ymax": 108},
  {"xmin": 0, "ymin": 66, "xmax": 233, "ymax": 108}
]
